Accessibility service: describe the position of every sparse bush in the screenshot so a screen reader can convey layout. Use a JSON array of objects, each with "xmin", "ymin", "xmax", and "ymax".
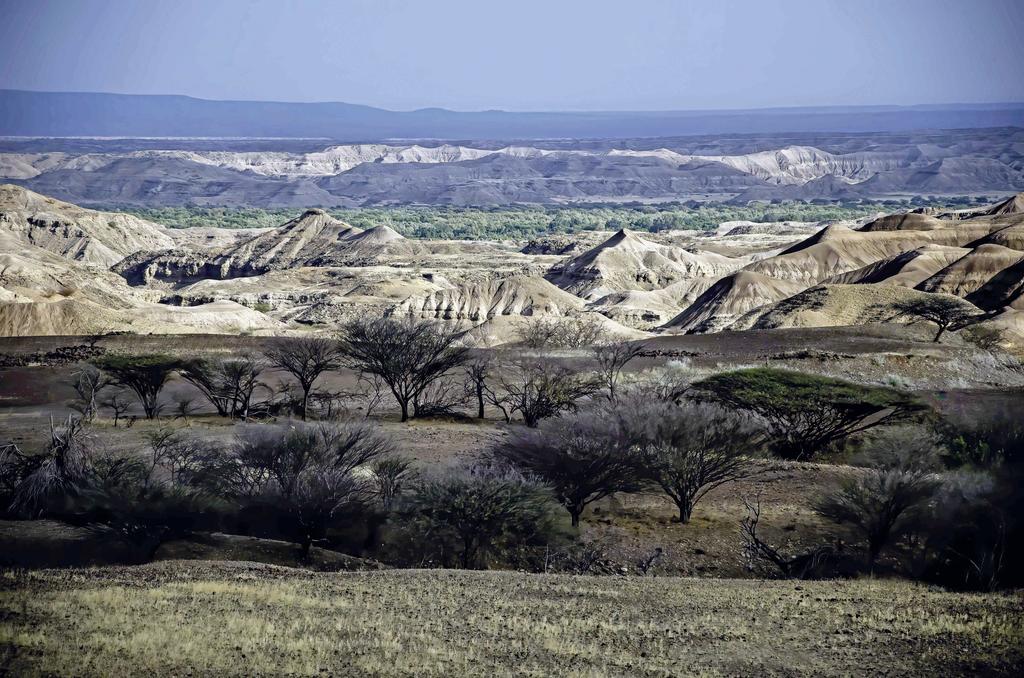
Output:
[
  {"xmin": 101, "ymin": 391, "xmax": 132, "ymax": 427},
  {"xmin": 816, "ymin": 429, "xmax": 943, "ymax": 570},
  {"xmin": 371, "ymin": 456, "xmax": 416, "ymax": 511},
  {"xmin": 412, "ymin": 378, "xmax": 468, "ymax": 418},
  {"xmin": 962, "ymin": 325, "xmax": 1006, "ymax": 352},
  {"xmin": 487, "ymin": 359, "xmax": 600, "ymax": 427},
  {"xmin": 740, "ymin": 497, "xmax": 837, "ymax": 579},
  {"xmin": 517, "ymin": 315, "xmax": 608, "ymax": 349}
]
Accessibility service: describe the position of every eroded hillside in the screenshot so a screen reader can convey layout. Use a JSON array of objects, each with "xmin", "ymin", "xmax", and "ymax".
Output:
[{"xmin": 1, "ymin": 184, "xmax": 1022, "ymax": 347}]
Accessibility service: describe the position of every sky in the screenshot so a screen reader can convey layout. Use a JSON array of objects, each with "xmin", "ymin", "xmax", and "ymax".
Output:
[{"xmin": 1, "ymin": 0, "xmax": 1022, "ymax": 112}]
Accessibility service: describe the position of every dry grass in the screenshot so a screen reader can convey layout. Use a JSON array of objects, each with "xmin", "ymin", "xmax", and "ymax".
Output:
[{"xmin": 2, "ymin": 562, "xmax": 1022, "ymax": 676}]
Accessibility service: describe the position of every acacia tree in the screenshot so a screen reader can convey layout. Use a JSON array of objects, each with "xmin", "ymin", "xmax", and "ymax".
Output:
[
  {"xmin": 620, "ymin": 399, "xmax": 763, "ymax": 523},
  {"xmin": 180, "ymin": 355, "xmax": 267, "ymax": 420},
  {"xmin": 892, "ymin": 296, "xmax": 980, "ymax": 342},
  {"xmin": 264, "ymin": 338, "xmax": 344, "ymax": 421},
  {"xmin": 494, "ymin": 414, "xmax": 642, "ymax": 526},
  {"xmin": 488, "ymin": 359, "xmax": 600, "ymax": 428},
  {"xmin": 592, "ymin": 341, "xmax": 644, "ymax": 402},
  {"xmin": 693, "ymin": 368, "xmax": 928, "ymax": 461},
  {"xmin": 93, "ymin": 354, "xmax": 181, "ymax": 419},
  {"xmin": 339, "ymin": 316, "xmax": 469, "ymax": 422}
]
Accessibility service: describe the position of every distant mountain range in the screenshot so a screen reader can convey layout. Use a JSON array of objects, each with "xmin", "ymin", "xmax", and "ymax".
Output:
[
  {"xmin": 1, "ymin": 92, "xmax": 1022, "ymax": 207},
  {"xmin": 2, "ymin": 90, "xmax": 1024, "ymax": 139}
]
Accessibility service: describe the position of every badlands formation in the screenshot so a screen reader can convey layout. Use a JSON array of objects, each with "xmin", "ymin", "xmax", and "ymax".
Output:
[
  {"xmin": 4, "ymin": 127, "xmax": 1022, "ymax": 207},
  {"xmin": 1, "ymin": 184, "xmax": 1023, "ymax": 344}
]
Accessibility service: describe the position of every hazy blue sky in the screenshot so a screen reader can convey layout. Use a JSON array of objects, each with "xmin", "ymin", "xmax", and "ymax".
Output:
[{"xmin": 1, "ymin": 0, "xmax": 1021, "ymax": 111}]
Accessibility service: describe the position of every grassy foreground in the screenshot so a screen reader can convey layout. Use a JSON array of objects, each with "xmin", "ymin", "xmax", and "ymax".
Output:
[{"xmin": 1, "ymin": 562, "xmax": 1022, "ymax": 677}]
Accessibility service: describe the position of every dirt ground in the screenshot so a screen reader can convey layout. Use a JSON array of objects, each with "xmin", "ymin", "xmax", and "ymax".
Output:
[{"xmin": 1, "ymin": 562, "xmax": 1021, "ymax": 677}]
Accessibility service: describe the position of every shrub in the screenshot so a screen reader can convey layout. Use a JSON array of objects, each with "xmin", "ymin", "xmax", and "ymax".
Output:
[
  {"xmin": 816, "ymin": 429, "xmax": 943, "ymax": 570},
  {"xmin": 406, "ymin": 465, "xmax": 560, "ymax": 569},
  {"xmin": 227, "ymin": 421, "xmax": 391, "ymax": 557},
  {"xmin": 961, "ymin": 325, "xmax": 1006, "ymax": 352}
]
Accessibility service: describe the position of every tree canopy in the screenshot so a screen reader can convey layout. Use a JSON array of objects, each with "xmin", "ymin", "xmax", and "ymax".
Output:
[{"xmin": 692, "ymin": 368, "xmax": 929, "ymax": 461}]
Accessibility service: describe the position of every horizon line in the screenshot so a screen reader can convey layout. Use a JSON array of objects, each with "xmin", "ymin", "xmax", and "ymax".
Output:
[{"xmin": 4, "ymin": 88, "xmax": 1024, "ymax": 116}]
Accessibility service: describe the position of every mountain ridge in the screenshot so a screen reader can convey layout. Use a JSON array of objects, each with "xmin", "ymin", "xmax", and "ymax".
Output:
[{"xmin": 4, "ymin": 90, "xmax": 1024, "ymax": 139}]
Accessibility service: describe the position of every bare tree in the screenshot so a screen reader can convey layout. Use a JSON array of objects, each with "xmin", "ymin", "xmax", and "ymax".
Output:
[
  {"xmin": 339, "ymin": 316, "xmax": 469, "ymax": 422},
  {"xmin": 223, "ymin": 355, "xmax": 268, "ymax": 420},
  {"xmin": 101, "ymin": 391, "xmax": 132, "ymax": 427},
  {"xmin": 494, "ymin": 413, "xmax": 642, "ymax": 526},
  {"xmin": 892, "ymin": 296, "xmax": 981, "ymax": 343},
  {"xmin": 180, "ymin": 358, "xmax": 233, "ymax": 417},
  {"xmin": 488, "ymin": 359, "xmax": 600, "ymax": 427},
  {"xmin": 741, "ymin": 496, "xmax": 836, "ymax": 579},
  {"xmin": 620, "ymin": 399, "xmax": 763, "ymax": 523},
  {"xmin": 592, "ymin": 341, "xmax": 643, "ymax": 402},
  {"xmin": 264, "ymin": 338, "xmax": 344, "ymax": 421},
  {"xmin": 464, "ymin": 358, "xmax": 492, "ymax": 419},
  {"xmin": 180, "ymin": 356, "xmax": 266, "ymax": 419},
  {"xmin": 69, "ymin": 365, "xmax": 109, "ymax": 423}
]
